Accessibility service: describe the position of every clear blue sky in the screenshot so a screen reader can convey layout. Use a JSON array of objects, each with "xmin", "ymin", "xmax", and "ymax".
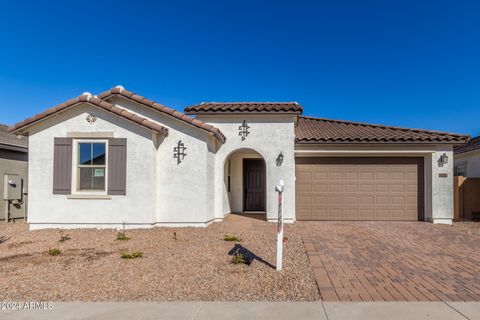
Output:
[{"xmin": 0, "ymin": 0, "xmax": 479, "ymax": 136}]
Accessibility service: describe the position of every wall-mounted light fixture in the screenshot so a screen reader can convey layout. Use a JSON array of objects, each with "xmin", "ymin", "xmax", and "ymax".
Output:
[
  {"xmin": 276, "ymin": 152, "xmax": 284, "ymax": 166},
  {"xmin": 438, "ymin": 153, "xmax": 449, "ymax": 167}
]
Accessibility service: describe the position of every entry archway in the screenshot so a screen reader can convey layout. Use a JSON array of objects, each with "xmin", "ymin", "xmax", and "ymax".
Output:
[{"xmin": 223, "ymin": 148, "xmax": 267, "ymax": 217}]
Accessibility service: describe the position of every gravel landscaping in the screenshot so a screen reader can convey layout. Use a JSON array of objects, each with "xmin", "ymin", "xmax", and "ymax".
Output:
[
  {"xmin": 0, "ymin": 217, "xmax": 319, "ymax": 302},
  {"xmin": 452, "ymin": 221, "xmax": 480, "ymax": 237}
]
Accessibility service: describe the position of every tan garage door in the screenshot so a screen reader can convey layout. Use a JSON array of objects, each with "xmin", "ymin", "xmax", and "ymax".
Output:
[{"xmin": 296, "ymin": 157, "xmax": 424, "ymax": 221}]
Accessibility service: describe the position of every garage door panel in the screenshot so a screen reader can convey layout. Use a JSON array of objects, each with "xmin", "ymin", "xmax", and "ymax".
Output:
[{"xmin": 296, "ymin": 158, "xmax": 423, "ymax": 221}]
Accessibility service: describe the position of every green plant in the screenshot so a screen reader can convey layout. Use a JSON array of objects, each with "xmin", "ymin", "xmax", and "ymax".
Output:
[
  {"xmin": 116, "ymin": 232, "xmax": 130, "ymax": 241},
  {"xmin": 231, "ymin": 253, "xmax": 246, "ymax": 264},
  {"xmin": 223, "ymin": 234, "xmax": 242, "ymax": 242},
  {"xmin": 48, "ymin": 248, "xmax": 61, "ymax": 256},
  {"xmin": 58, "ymin": 233, "xmax": 71, "ymax": 243},
  {"xmin": 121, "ymin": 251, "xmax": 143, "ymax": 259}
]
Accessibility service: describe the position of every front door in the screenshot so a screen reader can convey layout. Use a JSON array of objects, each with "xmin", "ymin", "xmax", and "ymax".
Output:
[{"xmin": 243, "ymin": 159, "xmax": 266, "ymax": 211}]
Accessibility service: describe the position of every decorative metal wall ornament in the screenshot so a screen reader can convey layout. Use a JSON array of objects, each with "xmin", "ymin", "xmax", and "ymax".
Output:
[
  {"xmin": 276, "ymin": 152, "xmax": 284, "ymax": 166},
  {"xmin": 85, "ymin": 113, "xmax": 97, "ymax": 124},
  {"xmin": 173, "ymin": 140, "xmax": 187, "ymax": 164},
  {"xmin": 238, "ymin": 120, "xmax": 250, "ymax": 141}
]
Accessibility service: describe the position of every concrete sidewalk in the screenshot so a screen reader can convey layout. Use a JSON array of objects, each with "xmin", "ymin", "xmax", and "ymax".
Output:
[{"xmin": 1, "ymin": 301, "xmax": 479, "ymax": 320}]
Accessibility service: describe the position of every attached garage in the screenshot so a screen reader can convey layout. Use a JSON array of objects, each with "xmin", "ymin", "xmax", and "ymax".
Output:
[{"xmin": 295, "ymin": 157, "xmax": 424, "ymax": 221}]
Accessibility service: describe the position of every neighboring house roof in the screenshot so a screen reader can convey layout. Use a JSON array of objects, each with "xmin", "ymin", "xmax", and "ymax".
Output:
[
  {"xmin": 454, "ymin": 136, "xmax": 480, "ymax": 154},
  {"xmin": 0, "ymin": 124, "xmax": 28, "ymax": 151},
  {"xmin": 184, "ymin": 102, "xmax": 303, "ymax": 114},
  {"xmin": 295, "ymin": 116, "xmax": 470, "ymax": 144},
  {"xmin": 98, "ymin": 86, "xmax": 226, "ymax": 143},
  {"xmin": 9, "ymin": 94, "xmax": 169, "ymax": 136}
]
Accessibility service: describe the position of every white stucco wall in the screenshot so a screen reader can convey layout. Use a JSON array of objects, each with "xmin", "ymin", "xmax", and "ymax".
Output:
[
  {"xmin": 27, "ymin": 104, "xmax": 158, "ymax": 229},
  {"xmin": 430, "ymin": 146, "xmax": 454, "ymax": 224},
  {"xmin": 455, "ymin": 150, "xmax": 480, "ymax": 178},
  {"xmin": 197, "ymin": 114, "xmax": 297, "ymax": 223},
  {"xmin": 105, "ymin": 96, "xmax": 217, "ymax": 225}
]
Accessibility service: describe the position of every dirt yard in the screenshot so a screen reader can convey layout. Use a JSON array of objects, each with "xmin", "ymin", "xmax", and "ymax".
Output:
[
  {"xmin": 0, "ymin": 215, "xmax": 319, "ymax": 301},
  {"xmin": 453, "ymin": 221, "xmax": 480, "ymax": 236}
]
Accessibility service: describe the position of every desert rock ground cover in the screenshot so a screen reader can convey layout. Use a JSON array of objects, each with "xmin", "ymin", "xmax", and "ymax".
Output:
[{"xmin": 0, "ymin": 215, "xmax": 319, "ymax": 301}]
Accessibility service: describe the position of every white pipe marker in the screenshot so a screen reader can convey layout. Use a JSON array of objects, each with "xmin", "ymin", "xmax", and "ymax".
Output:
[{"xmin": 275, "ymin": 179, "xmax": 285, "ymax": 271}]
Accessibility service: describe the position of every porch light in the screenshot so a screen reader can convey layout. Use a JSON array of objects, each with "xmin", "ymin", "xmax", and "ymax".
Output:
[
  {"xmin": 438, "ymin": 153, "xmax": 448, "ymax": 167},
  {"xmin": 276, "ymin": 152, "xmax": 284, "ymax": 166}
]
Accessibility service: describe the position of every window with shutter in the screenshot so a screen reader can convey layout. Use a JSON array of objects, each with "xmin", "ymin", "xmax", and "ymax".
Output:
[
  {"xmin": 53, "ymin": 138, "xmax": 73, "ymax": 194},
  {"xmin": 107, "ymin": 138, "xmax": 127, "ymax": 195}
]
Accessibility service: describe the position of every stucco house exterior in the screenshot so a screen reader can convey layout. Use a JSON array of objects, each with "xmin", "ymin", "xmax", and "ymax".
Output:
[
  {"xmin": 454, "ymin": 136, "xmax": 480, "ymax": 177},
  {"xmin": 1, "ymin": 124, "xmax": 28, "ymax": 220},
  {"xmin": 10, "ymin": 86, "xmax": 469, "ymax": 230}
]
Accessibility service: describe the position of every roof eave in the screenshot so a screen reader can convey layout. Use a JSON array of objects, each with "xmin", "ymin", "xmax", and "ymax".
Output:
[
  {"xmin": 101, "ymin": 90, "xmax": 226, "ymax": 144},
  {"xmin": 295, "ymin": 139, "xmax": 469, "ymax": 145},
  {"xmin": 10, "ymin": 97, "xmax": 169, "ymax": 137},
  {"xmin": 185, "ymin": 111, "xmax": 302, "ymax": 115},
  {"xmin": 0, "ymin": 143, "xmax": 28, "ymax": 152}
]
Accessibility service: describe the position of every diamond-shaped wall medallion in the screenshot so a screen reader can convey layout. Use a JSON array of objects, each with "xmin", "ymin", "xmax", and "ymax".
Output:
[{"xmin": 85, "ymin": 113, "xmax": 97, "ymax": 125}]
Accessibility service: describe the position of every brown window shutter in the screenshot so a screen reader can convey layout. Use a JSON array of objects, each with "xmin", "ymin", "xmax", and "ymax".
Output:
[
  {"xmin": 108, "ymin": 138, "xmax": 127, "ymax": 195},
  {"xmin": 53, "ymin": 137, "xmax": 73, "ymax": 195}
]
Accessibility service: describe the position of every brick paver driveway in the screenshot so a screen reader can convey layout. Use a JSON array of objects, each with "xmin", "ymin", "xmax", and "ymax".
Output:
[{"xmin": 297, "ymin": 221, "xmax": 480, "ymax": 302}]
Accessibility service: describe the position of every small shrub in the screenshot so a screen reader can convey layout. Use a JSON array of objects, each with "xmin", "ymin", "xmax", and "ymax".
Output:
[
  {"xmin": 48, "ymin": 248, "xmax": 61, "ymax": 256},
  {"xmin": 231, "ymin": 253, "xmax": 246, "ymax": 264},
  {"xmin": 116, "ymin": 232, "xmax": 130, "ymax": 241},
  {"xmin": 58, "ymin": 234, "xmax": 71, "ymax": 243},
  {"xmin": 173, "ymin": 231, "xmax": 177, "ymax": 241},
  {"xmin": 224, "ymin": 234, "xmax": 242, "ymax": 242},
  {"xmin": 121, "ymin": 251, "xmax": 143, "ymax": 259}
]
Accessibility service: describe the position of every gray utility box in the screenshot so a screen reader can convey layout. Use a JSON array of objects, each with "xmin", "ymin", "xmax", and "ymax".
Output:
[{"xmin": 3, "ymin": 175, "xmax": 23, "ymax": 201}]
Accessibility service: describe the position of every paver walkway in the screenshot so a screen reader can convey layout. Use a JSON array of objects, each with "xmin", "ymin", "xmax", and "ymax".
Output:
[{"xmin": 297, "ymin": 221, "xmax": 480, "ymax": 302}]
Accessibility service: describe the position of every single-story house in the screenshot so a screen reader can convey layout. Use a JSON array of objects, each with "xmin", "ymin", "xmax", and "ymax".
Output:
[
  {"xmin": 0, "ymin": 124, "xmax": 28, "ymax": 220},
  {"xmin": 10, "ymin": 86, "xmax": 469, "ymax": 229},
  {"xmin": 454, "ymin": 136, "xmax": 480, "ymax": 177}
]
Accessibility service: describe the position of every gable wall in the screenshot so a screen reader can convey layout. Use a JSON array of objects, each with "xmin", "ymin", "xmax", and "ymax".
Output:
[
  {"xmin": 27, "ymin": 104, "xmax": 157, "ymax": 229},
  {"xmin": 197, "ymin": 114, "xmax": 297, "ymax": 222},
  {"xmin": 107, "ymin": 96, "xmax": 216, "ymax": 224}
]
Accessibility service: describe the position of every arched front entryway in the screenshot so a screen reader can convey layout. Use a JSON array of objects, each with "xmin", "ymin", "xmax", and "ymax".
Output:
[{"xmin": 223, "ymin": 148, "xmax": 267, "ymax": 218}]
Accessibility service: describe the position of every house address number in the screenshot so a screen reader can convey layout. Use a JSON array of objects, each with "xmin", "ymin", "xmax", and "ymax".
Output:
[{"xmin": 438, "ymin": 173, "xmax": 448, "ymax": 178}]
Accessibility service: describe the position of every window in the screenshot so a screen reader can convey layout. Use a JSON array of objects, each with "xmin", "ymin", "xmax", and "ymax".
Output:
[
  {"xmin": 77, "ymin": 142, "xmax": 107, "ymax": 191},
  {"xmin": 454, "ymin": 162, "xmax": 467, "ymax": 177}
]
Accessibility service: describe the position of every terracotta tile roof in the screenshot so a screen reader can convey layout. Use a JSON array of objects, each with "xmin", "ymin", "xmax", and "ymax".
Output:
[
  {"xmin": 295, "ymin": 116, "xmax": 470, "ymax": 144},
  {"xmin": 454, "ymin": 136, "xmax": 480, "ymax": 154},
  {"xmin": 184, "ymin": 102, "xmax": 303, "ymax": 114},
  {"xmin": 9, "ymin": 94, "xmax": 169, "ymax": 136},
  {"xmin": 0, "ymin": 124, "xmax": 28, "ymax": 149},
  {"xmin": 99, "ymin": 86, "xmax": 226, "ymax": 143}
]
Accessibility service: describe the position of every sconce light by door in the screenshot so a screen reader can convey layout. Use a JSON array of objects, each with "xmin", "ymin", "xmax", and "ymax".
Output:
[
  {"xmin": 438, "ymin": 153, "xmax": 449, "ymax": 167},
  {"xmin": 276, "ymin": 152, "xmax": 284, "ymax": 166}
]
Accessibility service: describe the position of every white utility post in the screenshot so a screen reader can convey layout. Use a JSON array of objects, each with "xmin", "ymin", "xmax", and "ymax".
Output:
[{"xmin": 275, "ymin": 179, "xmax": 284, "ymax": 271}]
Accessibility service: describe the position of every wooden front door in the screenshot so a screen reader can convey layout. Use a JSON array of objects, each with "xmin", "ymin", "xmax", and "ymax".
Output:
[{"xmin": 243, "ymin": 159, "xmax": 266, "ymax": 211}]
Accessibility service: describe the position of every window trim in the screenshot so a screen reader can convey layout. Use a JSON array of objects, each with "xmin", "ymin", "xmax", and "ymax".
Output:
[
  {"xmin": 71, "ymin": 139, "xmax": 109, "ymax": 195},
  {"xmin": 454, "ymin": 161, "xmax": 467, "ymax": 177}
]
